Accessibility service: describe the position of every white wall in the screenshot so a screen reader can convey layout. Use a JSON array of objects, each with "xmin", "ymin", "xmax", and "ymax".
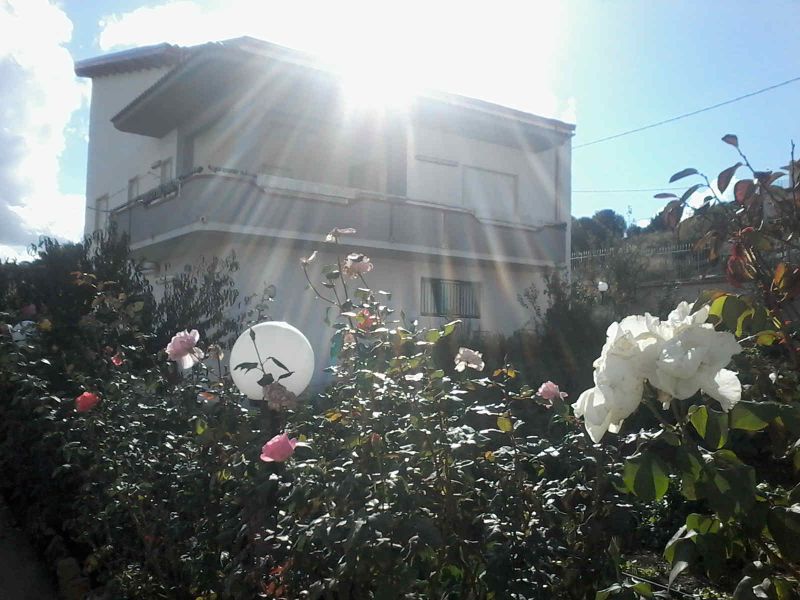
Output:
[
  {"xmin": 84, "ymin": 67, "xmax": 177, "ymax": 233},
  {"xmin": 192, "ymin": 113, "xmax": 388, "ymax": 192},
  {"xmin": 406, "ymin": 124, "xmax": 560, "ymax": 226},
  {"xmin": 146, "ymin": 236, "xmax": 547, "ymax": 386}
]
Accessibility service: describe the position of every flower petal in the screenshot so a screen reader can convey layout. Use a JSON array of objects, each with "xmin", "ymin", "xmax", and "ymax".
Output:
[{"xmin": 701, "ymin": 368, "xmax": 742, "ymax": 412}]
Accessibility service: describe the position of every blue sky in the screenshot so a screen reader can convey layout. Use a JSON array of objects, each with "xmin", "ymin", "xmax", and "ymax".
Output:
[{"xmin": 2, "ymin": 0, "xmax": 800, "ymax": 258}]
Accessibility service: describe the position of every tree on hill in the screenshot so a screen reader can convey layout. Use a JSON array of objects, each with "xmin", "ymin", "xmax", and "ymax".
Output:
[{"xmin": 571, "ymin": 209, "xmax": 628, "ymax": 251}]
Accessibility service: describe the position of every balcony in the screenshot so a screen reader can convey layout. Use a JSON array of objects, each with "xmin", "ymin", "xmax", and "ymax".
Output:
[{"xmin": 111, "ymin": 169, "xmax": 567, "ymax": 267}]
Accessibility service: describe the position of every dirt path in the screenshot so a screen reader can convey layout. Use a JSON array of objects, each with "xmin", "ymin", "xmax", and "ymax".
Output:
[{"xmin": 0, "ymin": 497, "xmax": 57, "ymax": 599}]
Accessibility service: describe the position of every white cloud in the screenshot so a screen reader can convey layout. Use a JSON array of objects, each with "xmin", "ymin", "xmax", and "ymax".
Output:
[
  {"xmin": 98, "ymin": 0, "xmax": 572, "ymax": 120},
  {"xmin": 0, "ymin": 0, "xmax": 87, "ymax": 258}
]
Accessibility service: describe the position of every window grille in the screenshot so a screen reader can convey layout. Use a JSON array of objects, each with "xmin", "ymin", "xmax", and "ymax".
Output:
[{"xmin": 421, "ymin": 278, "xmax": 480, "ymax": 318}]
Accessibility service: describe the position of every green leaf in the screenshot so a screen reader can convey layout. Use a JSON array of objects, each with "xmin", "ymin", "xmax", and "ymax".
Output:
[
  {"xmin": 425, "ymin": 330, "xmax": 441, "ymax": 343},
  {"xmin": 623, "ymin": 452, "xmax": 669, "ymax": 501},
  {"xmin": 442, "ymin": 321, "xmax": 460, "ymax": 337},
  {"xmin": 234, "ymin": 362, "xmax": 259, "ymax": 372},
  {"xmin": 195, "ymin": 418, "xmax": 207, "ymax": 436},
  {"xmin": 496, "ymin": 415, "xmax": 513, "ymax": 433},
  {"xmin": 685, "ymin": 513, "xmax": 720, "ymax": 534},
  {"xmin": 688, "ymin": 405, "xmax": 728, "ymax": 449},
  {"xmin": 270, "ymin": 356, "xmax": 290, "ymax": 371},
  {"xmin": 669, "ymin": 167, "xmax": 699, "ymax": 183},
  {"xmin": 767, "ymin": 505, "xmax": 800, "ymax": 562},
  {"xmin": 729, "ymin": 402, "xmax": 774, "ymax": 431},
  {"xmin": 697, "ymin": 449, "xmax": 757, "ymax": 520},
  {"xmin": 667, "ymin": 538, "xmax": 696, "ymax": 589}
]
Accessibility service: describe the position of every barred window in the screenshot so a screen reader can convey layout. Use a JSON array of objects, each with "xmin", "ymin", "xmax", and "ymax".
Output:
[{"xmin": 421, "ymin": 278, "xmax": 480, "ymax": 318}]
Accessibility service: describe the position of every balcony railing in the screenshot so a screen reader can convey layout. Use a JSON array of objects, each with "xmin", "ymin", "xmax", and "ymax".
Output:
[{"xmin": 111, "ymin": 168, "xmax": 567, "ymax": 267}]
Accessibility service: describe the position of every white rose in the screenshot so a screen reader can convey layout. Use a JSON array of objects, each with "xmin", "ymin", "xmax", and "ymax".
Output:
[
  {"xmin": 574, "ymin": 301, "xmax": 742, "ymax": 442},
  {"xmin": 651, "ymin": 324, "xmax": 742, "ymax": 411},
  {"xmin": 574, "ymin": 353, "xmax": 645, "ymax": 443}
]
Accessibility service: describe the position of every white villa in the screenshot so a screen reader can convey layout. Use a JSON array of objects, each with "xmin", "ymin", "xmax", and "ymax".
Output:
[{"xmin": 75, "ymin": 37, "xmax": 574, "ymax": 378}]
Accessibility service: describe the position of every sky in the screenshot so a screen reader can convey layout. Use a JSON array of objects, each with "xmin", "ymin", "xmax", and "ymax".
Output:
[{"xmin": 2, "ymin": 0, "xmax": 800, "ymax": 259}]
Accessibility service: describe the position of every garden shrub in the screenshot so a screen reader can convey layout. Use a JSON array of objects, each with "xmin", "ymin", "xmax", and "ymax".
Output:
[
  {"xmin": 3, "ymin": 135, "xmax": 800, "ymax": 600},
  {"xmin": 0, "ymin": 230, "xmax": 643, "ymax": 599},
  {"xmin": 593, "ymin": 137, "xmax": 800, "ymax": 598}
]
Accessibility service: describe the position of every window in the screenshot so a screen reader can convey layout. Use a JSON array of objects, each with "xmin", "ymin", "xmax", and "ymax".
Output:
[
  {"xmin": 421, "ymin": 278, "xmax": 480, "ymax": 318},
  {"xmin": 159, "ymin": 157, "xmax": 173, "ymax": 184},
  {"xmin": 348, "ymin": 161, "xmax": 380, "ymax": 191},
  {"xmin": 127, "ymin": 176, "xmax": 139, "ymax": 202},
  {"xmin": 94, "ymin": 195, "xmax": 109, "ymax": 231},
  {"xmin": 463, "ymin": 166, "xmax": 517, "ymax": 220}
]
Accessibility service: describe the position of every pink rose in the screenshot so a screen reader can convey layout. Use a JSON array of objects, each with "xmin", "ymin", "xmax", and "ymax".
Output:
[
  {"xmin": 537, "ymin": 381, "xmax": 568, "ymax": 404},
  {"xmin": 111, "ymin": 352, "xmax": 124, "ymax": 367},
  {"xmin": 260, "ymin": 433, "xmax": 298, "ymax": 462},
  {"xmin": 75, "ymin": 391, "xmax": 100, "ymax": 412},
  {"xmin": 341, "ymin": 253, "xmax": 373, "ymax": 279},
  {"xmin": 165, "ymin": 329, "xmax": 204, "ymax": 369}
]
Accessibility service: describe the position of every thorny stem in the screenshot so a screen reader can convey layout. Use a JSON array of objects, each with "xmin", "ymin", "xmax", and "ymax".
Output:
[{"xmin": 301, "ymin": 264, "xmax": 336, "ymax": 306}]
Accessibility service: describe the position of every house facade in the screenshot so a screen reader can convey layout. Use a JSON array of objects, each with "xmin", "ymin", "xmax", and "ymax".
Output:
[{"xmin": 75, "ymin": 37, "xmax": 574, "ymax": 379}]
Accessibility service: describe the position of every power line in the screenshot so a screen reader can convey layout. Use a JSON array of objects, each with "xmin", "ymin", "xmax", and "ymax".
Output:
[
  {"xmin": 574, "ymin": 75, "xmax": 800, "ymax": 149},
  {"xmin": 573, "ymin": 186, "xmax": 684, "ymax": 193}
]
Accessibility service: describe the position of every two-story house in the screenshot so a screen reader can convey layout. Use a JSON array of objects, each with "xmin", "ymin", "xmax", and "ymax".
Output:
[{"xmin": 75, "ymin": 37, "xmax": 574, "ymax": 377}]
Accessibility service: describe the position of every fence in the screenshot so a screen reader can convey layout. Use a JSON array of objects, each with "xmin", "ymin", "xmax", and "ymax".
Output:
[{"xmin": 571, "ymin": 242, "xmax": 719, "ymax": 282}]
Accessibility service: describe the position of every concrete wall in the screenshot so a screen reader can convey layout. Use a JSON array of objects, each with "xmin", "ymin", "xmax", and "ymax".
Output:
[
  {"xmin": 192, "ymin": 113, "xmax": 388, "ymax": 192},
  {"xmin": 143, "ymin": 235, "xmax": 547, "ymax": 386},
  {"xmin": 84, "ymin": 67, "xmax": 176, "ymax": 231},
  {"xmin": 407, "ymin": 124, "xmax": 567, "ymax": 226}
]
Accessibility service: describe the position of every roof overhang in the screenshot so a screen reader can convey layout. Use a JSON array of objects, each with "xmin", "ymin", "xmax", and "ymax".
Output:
[
  {"xmin": 101, "ymin": 37, "xmax": 574, "ymax": 147},
  {"xmin": 74, "ymin": 43, "xmax": 186, "ymax": 78}
]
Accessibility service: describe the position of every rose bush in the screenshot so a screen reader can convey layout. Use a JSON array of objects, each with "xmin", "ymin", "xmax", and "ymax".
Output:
[
  {"xmin": 0, "ymin": 229, "xmax": 659, "ymax": 599},
  {"xmin": 595, "ymin": 140, "xmax": 800, "ymax": 598},
  {"xmin": 6, "ymin": 206, "xmax": 799, "ymax": 599}
]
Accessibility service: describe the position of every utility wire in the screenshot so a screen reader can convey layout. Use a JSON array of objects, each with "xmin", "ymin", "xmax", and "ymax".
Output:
[
  {"xmin": 573, "ymin": 186, "xmax": 684, "ymax": 193},
  {"xmin": 574, "ymin": 75, "xmax": 800, "ymax": 149}
]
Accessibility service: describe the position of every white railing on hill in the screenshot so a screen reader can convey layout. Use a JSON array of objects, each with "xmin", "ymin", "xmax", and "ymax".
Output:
[{"xmin": 571, "ymin": 242, "xmax": 718, "ymax": 281}]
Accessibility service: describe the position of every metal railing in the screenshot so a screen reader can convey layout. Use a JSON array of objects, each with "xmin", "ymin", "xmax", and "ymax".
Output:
[{"xmin": 571, "ymin": 242, "xmax": 719, "ymax": 282}]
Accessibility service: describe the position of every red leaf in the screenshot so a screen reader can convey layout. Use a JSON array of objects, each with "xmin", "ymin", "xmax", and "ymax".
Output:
[
  {"xmin": 721, "ymin": 134, "xmax": 739, "ymax": 147},
  {"xmin": 734, "ymin": 180, "xmax": 755, "ymax": 205},
  {"xmin": 669, "ymin": 168, "xmax": 699, "ymax": 183},
  {"xmin": 766, "ymin": 171, "xmax": 786, "ymax": 186},
  {"xmin": 717, "ymin": 162, "xmax": 742, "ymax": 194},
  {"xmin": 661, "ymin": 200, "xmax": 684, "ymax": 230}
]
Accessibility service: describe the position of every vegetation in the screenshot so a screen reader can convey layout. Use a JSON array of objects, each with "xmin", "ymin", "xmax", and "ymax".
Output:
[{"xmin": 0, "ymin": 137, "xmax": 798, "ymax": 599}]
